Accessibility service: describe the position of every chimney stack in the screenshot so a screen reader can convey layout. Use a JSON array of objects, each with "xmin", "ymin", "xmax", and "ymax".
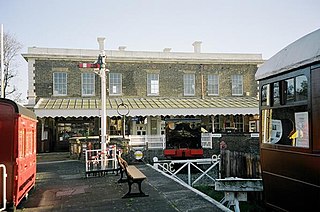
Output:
[
  {"xmin": 192, "ymin": 41, "xmax": 202, "ymax": 53},
  {"xmin": 163, "ymin": 48, "xmax": 172, "ymax": 52},
  {"xmin": 97, "ymin": 37, "xmax": 105, "ymax": 51},
  {"xmin": 118, "ymin": 46, "xmax": 127, "ymax": 51}
]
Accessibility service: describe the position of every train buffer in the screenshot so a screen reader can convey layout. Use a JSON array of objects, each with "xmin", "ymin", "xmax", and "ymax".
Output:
[{"xmin": 215, "ymin": 177, "xmax": 263, "ymax": 212}]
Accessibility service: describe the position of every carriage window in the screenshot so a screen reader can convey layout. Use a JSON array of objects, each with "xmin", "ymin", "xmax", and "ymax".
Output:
[
  {"xmin": 261, "ymin": 106, "xmax": 309, "ymax": 148},
  {"xmin": 285, "ymin": 78, "xmax": 295, "ymax": 103},
  {"xmin": 261, "ymin": 84, "xmax": 270, "ymax": 106},
  {"xmin": 296, "ymin": 75, "xmax": 308, "ymax": 101},
  {"xmin": 273, "ymin": 82, "xmax": 280, "ymax": 106}
]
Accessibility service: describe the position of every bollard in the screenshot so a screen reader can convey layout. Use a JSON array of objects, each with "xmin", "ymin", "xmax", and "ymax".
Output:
[{"xmin": 153, "ymin": 157, "xmax": 159, "ymax": 169}]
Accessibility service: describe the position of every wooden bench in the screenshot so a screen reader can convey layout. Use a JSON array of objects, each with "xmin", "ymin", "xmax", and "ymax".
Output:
[{"xmin": 116, "ymin": 155, "xmax": 148, "ymax": 198}]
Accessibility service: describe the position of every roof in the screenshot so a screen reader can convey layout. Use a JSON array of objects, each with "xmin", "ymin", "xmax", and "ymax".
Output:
[
  {"xmin": 255, "ymin": 28, "xmax": 320, "ymax": 80},
  {"xmin": 23, "ymin": 47, "xmax": 263, "ymax": 64},
  {"xmin": 34, "ymin": 97, "xmax": 259, "ymax": 117},
  {"xmin": 0, "ymin": 98, "xmax": 37, "ymax": 120}
]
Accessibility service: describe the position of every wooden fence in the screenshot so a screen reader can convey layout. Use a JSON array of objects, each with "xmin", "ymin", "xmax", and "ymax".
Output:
[{"xmin": 220, "ymin": 150, "xmax": 261, "ymax": 179}]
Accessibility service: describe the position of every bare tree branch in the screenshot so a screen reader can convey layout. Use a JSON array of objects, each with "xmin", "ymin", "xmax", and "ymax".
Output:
[{"xmin": 0, "ymin": 31, "xmax": 23, "ymax": 99}]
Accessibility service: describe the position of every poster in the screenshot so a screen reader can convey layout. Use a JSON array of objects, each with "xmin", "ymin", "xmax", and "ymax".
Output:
[
  {"xmin": 270, "ymin": 119, "xmax": 282, "ymax": 144},
  {"xmin": 294, "ymin": 112, "xmax": 309, "ymax": 148}
]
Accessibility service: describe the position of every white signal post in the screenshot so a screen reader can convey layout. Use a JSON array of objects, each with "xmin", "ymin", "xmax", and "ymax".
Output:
[
  {"xmin": 79, "ymin": 37, "xmax": 109, "ymax": 169},
  {"xmin": 97, "ymin": 37, "xmax": 109, "ymax": 169}
]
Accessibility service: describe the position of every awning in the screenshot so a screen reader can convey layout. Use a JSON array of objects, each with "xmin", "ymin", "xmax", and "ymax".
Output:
[{"xmin": 34, "ymin": 97, "xmax": 259, "ymax": 118}]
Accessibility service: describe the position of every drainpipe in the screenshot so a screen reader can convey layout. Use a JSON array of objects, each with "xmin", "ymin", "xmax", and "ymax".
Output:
[{"xmin": 200, "ymin": 64, "xmax": 204, "ymax": 99}]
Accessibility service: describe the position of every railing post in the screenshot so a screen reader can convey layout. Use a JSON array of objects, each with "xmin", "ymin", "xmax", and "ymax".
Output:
[
  {"xmin": 188, "ymin": 162, "xmax": 191, "ymax": 185},
  {"xmin": 162, "ymin": 135, "xmax": 166, "ymax": 149},
  {"xmin": 153, "ymin": 157, "xmax": 159, "ymax": 169},
  {"xmin": 85, "ymin": 150, "xmax": 88, "ymax": 174}
]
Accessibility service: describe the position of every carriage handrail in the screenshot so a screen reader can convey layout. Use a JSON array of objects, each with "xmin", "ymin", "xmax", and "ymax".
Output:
[{"xmin": 0, "ymin": 164, "xmax": 7, "ymax": 211}]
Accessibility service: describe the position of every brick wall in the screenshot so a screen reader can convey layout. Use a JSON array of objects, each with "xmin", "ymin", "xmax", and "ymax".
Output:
[{"xmin": 34, "ymin": 59, "xmax": 258, "ymax": 99}]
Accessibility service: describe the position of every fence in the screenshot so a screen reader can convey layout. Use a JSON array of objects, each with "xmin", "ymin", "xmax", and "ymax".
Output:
[{"xmin": 219, "ymin": 150, "xmax": 261, "ymax": 178}]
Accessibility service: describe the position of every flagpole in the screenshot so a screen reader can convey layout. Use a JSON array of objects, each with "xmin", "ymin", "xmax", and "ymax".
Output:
[{"xmin": 1, "ymin": 24, "xmax": 4, "ymax": 98}]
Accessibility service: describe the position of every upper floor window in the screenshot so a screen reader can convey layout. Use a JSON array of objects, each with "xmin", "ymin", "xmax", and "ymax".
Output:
[
  {"xmin": 82, "ymin": 73, "xmax": 95, "ymax": 96},
  {"xmin": 208, "ymin": 74, "xmax": 219, "ymax": 96},
  {"xmin": 53, "ymin": 72, "xmax": 67, "ymax": 96},
  {"xmin": 184, "ymin": 74, "xmax": 195, "ymax": 96},
  {"xmin": 109, "ymin": 73, "xmax": 122, "ymax": 95},
  {"xmin": 147, "ymin": 73, "xmax": 159, "ymax": 96},
  {"xmin": 231, "ymin": 74, "xmax": 243, "ymax": 96}
]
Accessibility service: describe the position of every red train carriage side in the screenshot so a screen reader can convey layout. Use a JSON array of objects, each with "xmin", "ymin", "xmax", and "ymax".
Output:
[
  {"xmin": 256, "ymin": 29, "xmax": 320, "ymax": 211},
  {"xmin": 0, "ymin": 98, "xmax": 37, "ymax": 210}
]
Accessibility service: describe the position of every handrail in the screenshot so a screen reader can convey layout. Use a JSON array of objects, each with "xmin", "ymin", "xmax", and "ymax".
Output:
[{"xmin": 0, "ymin": 164, "xmax": 7, "ymax": 211}]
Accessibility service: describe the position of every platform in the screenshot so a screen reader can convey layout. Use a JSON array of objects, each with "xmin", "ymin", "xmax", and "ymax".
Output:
[{"xmin": 15, "ymin": 153, "xmax": 230, "ymax": 211}]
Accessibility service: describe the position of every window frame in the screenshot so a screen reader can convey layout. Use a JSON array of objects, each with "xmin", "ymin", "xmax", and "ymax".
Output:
[
  {"xmin": 231, "ymin": 74, "xmax": 243, "ymax": 96},
  {"xmin": 207, "ymin": 74, "xmax": 219, "ymax": 96},
  {"xmin": 81, "ymin": 72, "xmax": 95, "ymax": 96},
  {"xmin": 184, "ymin": 73, "xmax": 195, "ymax": 96},
  {"xmin": 147, "ymin": 73, "xmax": 159, "ymax": 96},
  {"xmin": 109, "ymin": 73, "xmax": 122, "ymax": 96},
  {"xmin": 53, "ymin": 72, "xmax": 68, "ymax": 96},
  {"xmin": 259, "ymin": 67, "xmax": 311, "ymax": 151}
]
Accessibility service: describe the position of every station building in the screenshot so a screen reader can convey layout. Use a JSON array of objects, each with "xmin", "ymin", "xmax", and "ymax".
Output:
[{"xmin": 22, "ymin": 40, "xmax": 264, "ymax": 152}]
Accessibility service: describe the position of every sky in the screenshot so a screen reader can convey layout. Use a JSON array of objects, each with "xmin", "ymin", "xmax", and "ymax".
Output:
[{"xmin": 1, "ymin": 0, "xmax": 320, "ymax": 103}]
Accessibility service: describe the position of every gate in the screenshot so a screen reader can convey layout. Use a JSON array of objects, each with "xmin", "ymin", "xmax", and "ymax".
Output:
[
  {"xmin": 153, "ymin": 155, "xmax": 220, "ymax": 186},
  {"xmin": 85, "ymin": 145, "xmax": 119, "ymax": 177}
]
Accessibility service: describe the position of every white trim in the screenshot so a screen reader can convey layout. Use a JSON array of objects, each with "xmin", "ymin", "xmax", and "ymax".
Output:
[{"xmin": 27, "ymin": 58, "xmax": 36, "ymax": 105}]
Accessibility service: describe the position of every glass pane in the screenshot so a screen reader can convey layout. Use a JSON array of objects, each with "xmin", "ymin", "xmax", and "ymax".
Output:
[
  {"xmin": 208, "ymin": 75, "xmax": 219, "ymax": 95},
  {"xmin": 232, "ymin": 75, "xmax": 243, "ymax": 95},
  {"xmin": 261, "ymin": 84, "xmax": 270, "ymax": 106},
  {"xmin": 286, "ymin": 78, "xmax": 295, "ymax": 103},
  {"xmin": 296, "ymin": 75, "xmax": 308, "ymax": 101},
  {"xmin": 273, "ymin": 82, "xmax": 280, "ymax": 106},
  {"xmin": 184, "ymin": 74, "xmax": 195, "ymax": 95}
]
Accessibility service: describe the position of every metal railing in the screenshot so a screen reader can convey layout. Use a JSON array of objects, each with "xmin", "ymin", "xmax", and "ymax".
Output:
[
  {"xmin": 153, "ymin": 155, "xmax": 220, "ymax": 186},
  {"xmin": 85, "ymin": 146, "xmax": 118, "ymax": 177},
  {"xmin": 0, "ymin": 164, "xmax": 7, "ymax": 212}
]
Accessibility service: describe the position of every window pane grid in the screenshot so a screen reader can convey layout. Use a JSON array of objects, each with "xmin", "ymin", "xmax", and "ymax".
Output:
[
  {"xmin": 232, "ymin": 75, "xmax": 243, "ymax": 95},
  {"xmin": 53, "ymin": 72, "xmax": 67, "ymax": 96},
  {"xmin": 208, "ymin": 75, "xmax": 219, "ymax": 95},
  {"xmin": 147, "ymin": 73, "xmax": 159, "ymax": 95},
  {"xmin": 82, "ymin": 73, "xmax": 95, "ymax": 96},
  {"xmin": 109, "ymin": 73, "xmax": 122, "ymax": 95},
  {"xmin": 184, "ymin": 74, "xmax": 195, "ymax": 96}
]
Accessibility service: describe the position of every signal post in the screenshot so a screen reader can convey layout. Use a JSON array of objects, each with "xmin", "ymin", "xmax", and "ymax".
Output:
[{"xmin": 79, "ymin": 37, "xmax": 109, "ymax": 169}]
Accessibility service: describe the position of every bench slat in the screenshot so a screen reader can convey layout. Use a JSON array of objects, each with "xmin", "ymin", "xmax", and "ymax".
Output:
[{"xmin": 127, "ymin": 166, "xmax": 146, "ymax": 180}]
